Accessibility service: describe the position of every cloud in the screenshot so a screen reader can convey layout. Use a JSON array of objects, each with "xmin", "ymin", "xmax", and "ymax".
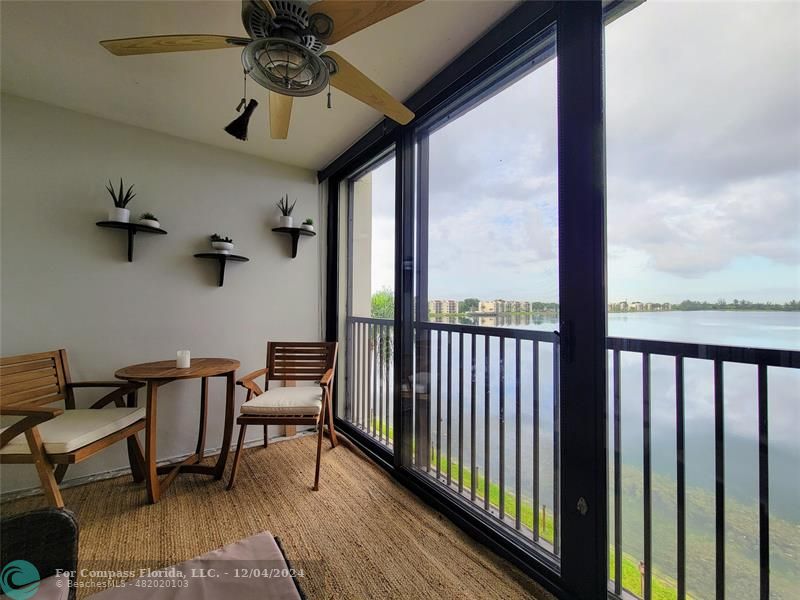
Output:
[{"xmin": 366, "ymin": 0, "xmax": 799, "ymax": 300}]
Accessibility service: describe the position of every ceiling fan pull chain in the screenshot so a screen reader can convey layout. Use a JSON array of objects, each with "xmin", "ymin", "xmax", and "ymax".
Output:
[
  {"xmin": 327, "ymin": 82, "xmax": 332, "ymax": 109},
  {"xmin": 236, "ymin": 69, "xmax": 248, "ymax": 112}
]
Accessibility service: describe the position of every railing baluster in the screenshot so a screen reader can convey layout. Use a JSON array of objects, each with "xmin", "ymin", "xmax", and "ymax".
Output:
[
  {"xmin": 356, "ymin": 321, "xmax": 361, "ymax": 424},
  {"xmin": 384, "ymin": 324, "xmax": 390, "ymax": 442},
  {"xmin": 372, "ymin": 324, "xmax": 377, "ymax": 437},
  {"xmin": 458, "ymin": 332, "xmax": 464, "ymax": 493},
  {"xmin": 427, "ymin": 328, "xmax": 433, "ymax": 472},
  {"xmin": 484, "ymin": 334, "xmax": 491, "ymax": 511},
  {"xmin": 676, "ymin": 356, "xmax": 686, "ymax": 600},
  {"xmin": 715, "ymin": 360, "xmax": 725, "ymax": 600},
  {"xmin": 499, "ymin": 336, "xmax": 506, "ymax": 520},
  {"xmin": 361, "ymin": 322, "xmax": 366, "ymax": 430},
  {"xmin": 436, "ymin": 329, "xmax": 442, "ymax": 478},
  {"xmin": 447, "ymin": 331, "xmax": 453, "ymax": 485},
  {"xmin": 377, "ymin": 325, "xmax": 383, "ymax": 442},
  {"xmin": 552, "ymin": 338, "xmax": 560, "ymax": 555},
  {"xmin": 515, "ymin": 337, "xmax": 521, "ymax": 530},
  {"xmin": 643, "ymin": 352, "xmax": 652, "ymax": 600},
  {"xmin": 758, "ymin": 364, "xmax": 769, "ymax": 600},
  {"xmin": 533, "ymin": 340, "xmax": 540, "ymax": 542},
  {"xmin": 385, "ymin": 325, "xmax": 394, "ymax": 445},
  {"xmin": 614, "ymin": 349, "xmax": 622, "ymax": 594},
  {"xmin": 471, "ymin": 333, "xmax": 477, "ymax": 502}
]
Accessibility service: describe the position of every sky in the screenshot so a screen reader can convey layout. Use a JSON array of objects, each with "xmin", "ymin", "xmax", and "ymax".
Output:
[{"xmin": 364, "ymin": 0, "xmax": 800, "ymax": 304}]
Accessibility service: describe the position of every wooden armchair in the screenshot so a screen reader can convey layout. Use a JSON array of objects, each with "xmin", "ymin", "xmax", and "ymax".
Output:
[
  {"xmin": 227, "ymin": 342, "xmax": 338, "ymax": 492},
  {"xmin": 0, "ymin": 350, "xmax": 146, "ymax": 507}
]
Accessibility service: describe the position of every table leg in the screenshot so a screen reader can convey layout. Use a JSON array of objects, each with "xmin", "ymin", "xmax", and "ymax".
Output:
[
  {"xmin": 126, "ymin": 390, "xmax": 146, "ymax": 483},
  {"xmin": 213, "ymin": 371, "xmax": 236, "ymax": 480},
  {"xmin": 196, "ymin": 377, "xmax": 209, "ymax": 459},
  {"xmin": 145, "ymin": 381, "xmax": 160, "ymax": 503}
]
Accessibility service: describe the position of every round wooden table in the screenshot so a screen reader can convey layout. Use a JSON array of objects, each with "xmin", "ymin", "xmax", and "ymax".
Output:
[{"xmin": 115, "ymin": 358, "xmax": 239, "ymax": 503}]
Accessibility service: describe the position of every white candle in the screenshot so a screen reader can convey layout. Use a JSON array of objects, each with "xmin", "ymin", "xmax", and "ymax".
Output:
[{"xmin": 177, "ymin": 350, "xmax": 191, "ymax": 369}]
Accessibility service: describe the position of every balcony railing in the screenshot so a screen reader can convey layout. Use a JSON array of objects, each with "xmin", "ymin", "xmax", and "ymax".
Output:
[{"xmin": 344, "ymin": 315, "xmax": 799, "ymax": 599}]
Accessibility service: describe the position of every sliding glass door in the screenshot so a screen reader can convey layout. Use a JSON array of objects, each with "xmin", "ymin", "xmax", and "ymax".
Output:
[{"xmin": 410, "ymin": 23, "xmax": 562, "ymax": 558}]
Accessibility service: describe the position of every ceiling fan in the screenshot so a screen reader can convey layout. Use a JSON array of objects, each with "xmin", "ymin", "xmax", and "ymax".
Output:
[{"xmin": 100, "ymin": 0, "xmax": 420, "ymax": 140}]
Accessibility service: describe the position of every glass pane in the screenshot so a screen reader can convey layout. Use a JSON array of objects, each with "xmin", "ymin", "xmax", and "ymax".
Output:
[
  {"xmin": 341, "ymin": 156, "xmax": 396, "ymax": 450},
  {"xmin": 605, "ymin": 2, "xmax": 800, "ymax": 598},
  {"xmin": 412, "ymin": 25, "xmax": 560, "ymax": 557}
]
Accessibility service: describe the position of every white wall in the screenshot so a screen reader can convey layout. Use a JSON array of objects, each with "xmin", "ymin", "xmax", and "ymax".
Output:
[{"xmin": 0, "ymin": 94, "xmax": 322, "ymax": 494}]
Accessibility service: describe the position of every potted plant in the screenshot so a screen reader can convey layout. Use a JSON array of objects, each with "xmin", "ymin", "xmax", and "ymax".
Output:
[
  {"xmin": 138, "ymin": 212, "xmax": 160, "ymax": 229},
  {"xmin": 276, "ymin": 194, "xmax": 296, "ymax": 228},
  {"xmin": 106, "ymin": 178, "xmax": 136, "ymax": 222},
  {"xmin": 301, "ymin": 218, "xmax": 315, "ymax": 232},
  {"xmin": 210, "ymin": 233, "xmax": 234, "ymax": 254}
]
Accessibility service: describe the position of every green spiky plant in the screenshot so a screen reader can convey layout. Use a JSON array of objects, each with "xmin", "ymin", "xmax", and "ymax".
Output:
[
  {"xmin": 210, "ymin": 233, "xmax": 233, "ymax": 243},
  {"xmin": 140, "ymin": 212, "xmax": 158, "ymax": 221},
  {"xmin": 303, "ymin": 218, "xmax": 313, "ymax": 226},
  {"xmin": 106, "ymin": 178, "xmax": 136, "ymax": 208},
  {"xmin": 276, "ymin": 194, "xmax": 296, "ymax": 216}
]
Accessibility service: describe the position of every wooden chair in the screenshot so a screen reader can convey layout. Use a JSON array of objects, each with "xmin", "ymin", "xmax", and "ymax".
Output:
[
  {"xmin": 227, "ymin": 342, "xmax": 338, "ymax": 492},
  {"xmin": 0, "ymin": 350, "xmax": 146, "ymax": 507}
]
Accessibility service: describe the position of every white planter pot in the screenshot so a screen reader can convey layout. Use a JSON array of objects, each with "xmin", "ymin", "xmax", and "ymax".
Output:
[
  {"xmin": 279, "ymin": 215, "xmax": 293, "ymax": 228},
  {"xmin": 211, "ymin": 241, "xmax": 234, "ymax": 254},
  {"xmin": 300, "ymin": 224, "xmax": 315, "ymax": 232},
  {"xmin": 139, "ymin": 219, "xmax": 160, "ymax": 229},
  {"xmin": 109, "ymin": 207, "xmax": 130, "ymax": 223}
]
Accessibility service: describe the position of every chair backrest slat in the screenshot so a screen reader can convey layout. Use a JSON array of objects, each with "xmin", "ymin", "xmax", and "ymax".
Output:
[
  {"xmin": 267, "ymin": 342, "xmax": 337, "ymax": 383},
  {"xmin": 0, "ymin": 350, "xmax": 68, "ymax": 407}
]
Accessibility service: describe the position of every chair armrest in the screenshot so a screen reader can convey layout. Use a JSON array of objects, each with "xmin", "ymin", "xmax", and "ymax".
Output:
[
  {"xmin": 320, "ymin": 368, "xmax": 334, "ymax": 387},
  {"xmin": 77, "ymin": 381, "xmax": 144, "ymax": 409},
  {"xmin": 237, "ymin": 368, "xmax": 267, "ymax": 397},
  {"xmin": 0, "ymin": 405, "xmax": 63, "ymax": 418},
  {"xmin": 0, "ymin": 405, "xmax": 63, "ymax": 449},
  {"xmin": 67, "ymin": 380, "xmax": 144, "ymax": 389}
]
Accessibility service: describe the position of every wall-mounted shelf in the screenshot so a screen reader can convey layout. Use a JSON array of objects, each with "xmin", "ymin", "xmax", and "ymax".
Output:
[
  {"xmin": 272, "ymin": 227, "xmax": 315, "ymax": 258},
  {"xmin": 194, "ymin": 253, "xmax": 249, "ymax": 287},
  {"xmin": 96, "ymin": 221, "xmax": 167, "ymax": 262}
]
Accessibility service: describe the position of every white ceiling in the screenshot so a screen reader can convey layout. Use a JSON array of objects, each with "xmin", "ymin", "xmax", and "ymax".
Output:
[{"xmin": 1, "ymin": 0, "xmax": 517, "ymax": 172}]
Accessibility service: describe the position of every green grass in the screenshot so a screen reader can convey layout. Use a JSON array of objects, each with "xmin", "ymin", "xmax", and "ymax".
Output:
[{"xmin": 370, "ymin": 419, "xmax": 688, "ymax": 599}]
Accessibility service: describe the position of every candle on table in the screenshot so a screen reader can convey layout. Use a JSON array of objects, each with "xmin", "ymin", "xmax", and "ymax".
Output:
[{"xmin": 177, "ymin": 350, "xmax": 191, "ymax": 369}]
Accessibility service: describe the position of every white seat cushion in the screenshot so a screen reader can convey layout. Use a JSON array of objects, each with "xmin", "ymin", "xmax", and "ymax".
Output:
[
  {"xmin": 240, "ymin": 386, "xmax": 322, "ymax": 416},
  {"xmin": 0, "ymin": 407, "xmax": 145, "ymax": 455}
]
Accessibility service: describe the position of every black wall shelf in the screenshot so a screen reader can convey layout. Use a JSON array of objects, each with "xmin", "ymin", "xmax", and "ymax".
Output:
[
  {"xmin": 194, "ymin": 253, "xmax": 249, "ymax": 287},
  {"xmin": 272, "ymin": 227, "xmax": 315, "ymax": 258},
  {"xmin": 96, "ymin": 221, "xmax": 167, "ymax": 262}
]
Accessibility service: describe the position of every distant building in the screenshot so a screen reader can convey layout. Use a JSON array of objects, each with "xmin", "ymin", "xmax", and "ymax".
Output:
[
  {"xmin": 630, "ymin": 301, "xmax": 643, "ymax": 311},
  {"xmin": 479, "ymin": 300, "xmax": 496, "ymax": 314},
  {"xmin": 478, "ymin": 299, "xmax": 534, "ymax": 314},
  {"xmin": 429, "ymin": 299, "xmax": 458, "ymax": 315}
]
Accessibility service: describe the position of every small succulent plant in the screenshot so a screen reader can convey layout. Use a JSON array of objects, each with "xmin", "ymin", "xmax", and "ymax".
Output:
[
  {"xmin": 303, "ymin": 218, "xmax": 314, "ymax": 226},
  {"xmin": 276, "ymin": 194, "xmax": 296, "ymax": 216},
  {"xmin": 140, "ymin": 212, "xmax": 158, "ymax": 221},
  {"xmin": 210, "ymin": 233, "xmax": 233, "ymax": 243},
  {"xmin": 106, "ymin": 178, "xmax": 136, "ymax": 208}
]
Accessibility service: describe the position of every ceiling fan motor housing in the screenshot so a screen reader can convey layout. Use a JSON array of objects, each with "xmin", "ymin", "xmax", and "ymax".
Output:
[{"xmin": 242, "ymin": 0, "xmax": 326, "ymax": 54}]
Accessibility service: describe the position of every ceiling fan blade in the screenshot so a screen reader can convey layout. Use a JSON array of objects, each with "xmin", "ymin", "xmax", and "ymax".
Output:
[
  {"xmin": 309, "ymin": 1, "xmax": 423, "ymax": 44},
  {"xmin": 100, "ymin": 35, "xmax": 250, "ymax": 56},
  {"xmin": 323, "ymin": 52, "xmax": 414, "ymax": 125},
  {"xmin": 269, "ymin": 92, "xmax": 293, "ymax": 139}
]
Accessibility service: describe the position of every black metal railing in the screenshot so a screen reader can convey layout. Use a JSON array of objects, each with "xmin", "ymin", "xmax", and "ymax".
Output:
[
  {"xmin": 345, "ymin": 316, "xmax": 799, "ymax": 598},
  {"xmin": 346, "ymin": 316, "xmax": 561, "ymax": 554},
  {"xmin": 606, "ymin": 337, "xmax": 799, "ymax": 600},
  {"xmin": 345, "ymin": 317, "xmax": 395, "ymax": 447}
]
